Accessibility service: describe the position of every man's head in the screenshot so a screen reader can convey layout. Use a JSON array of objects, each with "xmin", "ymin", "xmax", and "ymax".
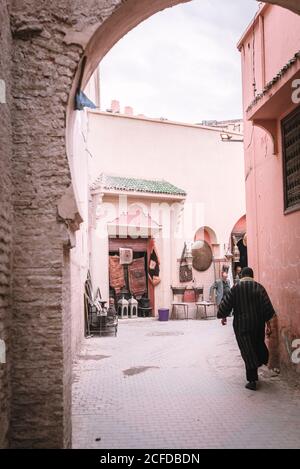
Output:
[
  {"xmin": 109, "ymin": 297, "xmax": 115, "ymax": 306},
  {"xmin": 235, "ymin": 266, "xmax": 242, "ymax": 275},
  {"xmin": 241, "ymin": 267, "xmax": 254, "ymax": 279},
  {"xmin": 221, "ymin": 270, "xmax": 228, "ymax": 280}
]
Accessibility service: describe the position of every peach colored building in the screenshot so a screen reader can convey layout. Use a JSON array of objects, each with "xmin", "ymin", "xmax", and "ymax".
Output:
[
  {"xmin": 69, "ymin": 104, "xmax": 246, "ymax": 334},
  {"xmin": 238, "ymin": 3, "xmax": 300, "ymax": 375}
]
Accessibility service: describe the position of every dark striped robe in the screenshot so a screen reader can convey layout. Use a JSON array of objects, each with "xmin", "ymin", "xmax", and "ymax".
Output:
[{"xmin": 217, "ymin": 279, "xmax": 276, "ymax": 371}]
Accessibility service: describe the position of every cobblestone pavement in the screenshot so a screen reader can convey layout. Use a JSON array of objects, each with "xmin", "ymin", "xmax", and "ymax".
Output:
[{"xmin": 72, "ymin": 318, "xmax": 300, "ymax": 449}]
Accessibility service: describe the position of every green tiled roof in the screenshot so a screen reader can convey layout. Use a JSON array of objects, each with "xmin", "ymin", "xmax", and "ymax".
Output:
[{"xmin": 91, "ymin": 174, "xmax": 187, "ymax": 196}]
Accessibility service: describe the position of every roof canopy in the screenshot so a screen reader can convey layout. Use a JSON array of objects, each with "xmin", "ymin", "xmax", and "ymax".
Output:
[{"xmin": 91, "ymin": 173, "xmax": 187, "ymax": 197}]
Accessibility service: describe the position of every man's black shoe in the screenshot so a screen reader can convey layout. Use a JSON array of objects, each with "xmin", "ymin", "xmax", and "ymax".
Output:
[{"xmin": 245, "ymin": 381, "xmax": 257, "ymax": 391}]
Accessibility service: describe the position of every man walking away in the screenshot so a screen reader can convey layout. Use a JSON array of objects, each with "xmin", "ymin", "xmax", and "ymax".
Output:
[{"xmin": 217, "ymin": 267, "xmax": 276, "ymax": 391}]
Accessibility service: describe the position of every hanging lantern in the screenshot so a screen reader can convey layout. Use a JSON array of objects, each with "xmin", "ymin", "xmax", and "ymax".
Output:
[
  {"xmin": 224, "ymin": 242, "xmax": 233, "ymax": 261},
  {"xmin": 185, "ymin": 244, "xmax": 194, "ymax": 269},
  {"xmin": 232, "ymin": 234, "xmax": 241, "ymax": 263},
  {"xmin": 233, "ymin": 245, "xmax": 240, "ymax": 263}
]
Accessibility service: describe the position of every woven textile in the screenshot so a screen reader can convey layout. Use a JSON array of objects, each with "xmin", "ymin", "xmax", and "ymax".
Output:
[
  {"xmin": 128, "ymin": 258, "xmax": 147, "ymax": 297},
  {"xmin": 109, "ymin": 256, "xmax": 125, "ymax": 294},
  {"xmin": 148, "ymin": 239, "xmax": 161, "ymax": 286}
]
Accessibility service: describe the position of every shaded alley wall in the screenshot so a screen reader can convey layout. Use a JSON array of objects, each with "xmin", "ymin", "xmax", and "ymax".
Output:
[{"xmin": 0, "ymin": 0, "xmax": 12, "ymax": 449}]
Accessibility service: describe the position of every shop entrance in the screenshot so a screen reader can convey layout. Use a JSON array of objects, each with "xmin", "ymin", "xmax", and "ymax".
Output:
[
  {"xmin": 108, "ymin": 237, "xmax": 156, "ymax": 317},
  {"xmin": 231, "ymin": 215, "xmax": 248, "ymax": 282}
]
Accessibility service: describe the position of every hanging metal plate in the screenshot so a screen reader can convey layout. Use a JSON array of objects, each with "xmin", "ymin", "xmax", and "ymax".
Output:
[{"xmin": 192, "ymin": 240, "xmax": 213, "ymax": 271}]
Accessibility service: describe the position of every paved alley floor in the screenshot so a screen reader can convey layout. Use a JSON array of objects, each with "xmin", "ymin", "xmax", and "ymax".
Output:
[{"xmin": 72, "ymin": 318, "xmax": 300, "ymax": 449}]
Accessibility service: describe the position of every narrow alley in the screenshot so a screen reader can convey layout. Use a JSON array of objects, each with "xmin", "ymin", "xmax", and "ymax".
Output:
[
  {"xmin": 1, "ymin": 0, "xmax": 300, "ymax": 451},
  {"xmin": 72, "ymin": 319, "xmax": 300, "ymax": 449}
]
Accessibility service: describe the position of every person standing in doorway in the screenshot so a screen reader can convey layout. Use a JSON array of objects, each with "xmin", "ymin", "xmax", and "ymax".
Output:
[
  {"xmin": 217, "ymin": 267, "xmax": 276, "ymax": 391},
  {"xmin": 209, "ymin": 266, "xmax": 231, "ymax": 306},
  {"xmin": 234, "ymin": 265, "xmax": 242, "ymax": 285}
]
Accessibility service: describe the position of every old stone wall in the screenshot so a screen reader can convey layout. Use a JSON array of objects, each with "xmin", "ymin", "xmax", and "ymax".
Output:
[
  {"xmin": 0, "ymin": 0, "xmax": 12, "ymax": 450},
  {"xmin": 10, "ymin": 4, "xmax": 78, "ymax": 448},
  {"xmin": 62, "ymin": 246, "xmax": 72, "ymax": 448},
  {"xmin": 267, "ymin": 0, "xmax": 300, "ymax": 15},
  {"xmin": 9, "ymin": 0, "xmax": 124, "ymax": 449}
]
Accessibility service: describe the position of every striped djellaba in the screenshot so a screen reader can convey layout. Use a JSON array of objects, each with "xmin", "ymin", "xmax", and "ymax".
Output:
[{"xmin": 217, "ymin": 278, "xmax": 276, "ymax": 374}]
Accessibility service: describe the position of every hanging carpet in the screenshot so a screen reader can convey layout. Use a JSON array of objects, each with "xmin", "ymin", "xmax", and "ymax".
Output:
[
  {"xmin": 148, "ymin": 239, "xmax": 161, "ymax": 286},
  {"xmin": 109, "ymin": 255, "xmax": 125, "ymax": 294},
  {"xmin": 128, "ymin": 258, "xmax": 147, "ymax": 297}
]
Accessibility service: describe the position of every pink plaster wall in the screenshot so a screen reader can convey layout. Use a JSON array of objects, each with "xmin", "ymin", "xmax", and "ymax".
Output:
[
  {"xmin": 87, "ymin": 111, "xmax": 246, "ymax": 243},
  {"xmin": 86, "ymin": 112, "xmax": 245, "ymax": 313},
  {"xmin": 239, "ymin": 5, "xmax": 300, "ymax": 109},
  {"xmin": 69, "ymin": 111, "xmax": 91, "ymax": 358},
  {"xmin": 239, "ymin": 4, "xmax": 300, "ymax": 374}
]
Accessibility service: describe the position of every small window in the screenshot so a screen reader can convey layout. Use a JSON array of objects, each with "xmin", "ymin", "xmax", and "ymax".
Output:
[{"xmin": 282, "ymin": 106, "xmax": 300, "ymax": 213}]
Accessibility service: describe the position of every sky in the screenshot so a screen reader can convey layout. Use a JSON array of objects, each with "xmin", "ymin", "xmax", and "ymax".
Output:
[{"xmin": 99, "ymin": 0, "xmax": 259, "ymax": 124}]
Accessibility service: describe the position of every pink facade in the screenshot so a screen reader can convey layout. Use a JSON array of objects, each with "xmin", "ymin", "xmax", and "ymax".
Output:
[
  {"xmin": 72, "ymin": 109, "xmax": 246, "ymax": 326},
  {"xmin": 238, "ymin": 4, "xmax": 300, "ymax": 374}
]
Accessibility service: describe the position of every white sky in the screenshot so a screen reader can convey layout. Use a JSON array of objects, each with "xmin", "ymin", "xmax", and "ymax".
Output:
[{"xmin": 100, "ymin": 0, "xmax": 259, "ymax": 124}]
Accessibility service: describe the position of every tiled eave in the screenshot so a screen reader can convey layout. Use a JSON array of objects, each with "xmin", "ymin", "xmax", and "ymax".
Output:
[
  {"xmin": 246, "ymin": 51, "xmax": 300, "ymax": 116},
  {"xmin": 91, "ymin": 188, "xmax": 186, "ymax": 202}
]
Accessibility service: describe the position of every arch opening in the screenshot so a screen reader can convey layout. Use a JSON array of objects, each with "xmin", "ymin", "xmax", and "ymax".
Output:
[{"xmin": 4, "ymin": 0, "xmax": 300, "ymax": 451}]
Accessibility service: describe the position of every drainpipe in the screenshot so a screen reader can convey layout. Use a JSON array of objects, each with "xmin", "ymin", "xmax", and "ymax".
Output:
[
  {"xmin": 252, "ymin": 134, "xmax": 261, "ymax": 281},
  {"xmin": 259, "ymin": 15, "xmax": 266, "ymax": 89}
]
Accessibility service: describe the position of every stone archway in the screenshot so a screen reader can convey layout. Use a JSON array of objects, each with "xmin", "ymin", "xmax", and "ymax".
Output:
[
  {"xmin": 267, "ymin": 0, "xmax": 300, "ymax": 15},
  {"xmin": 5, "ymin": 0, "xmax": 298, "ymax": 449}
]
